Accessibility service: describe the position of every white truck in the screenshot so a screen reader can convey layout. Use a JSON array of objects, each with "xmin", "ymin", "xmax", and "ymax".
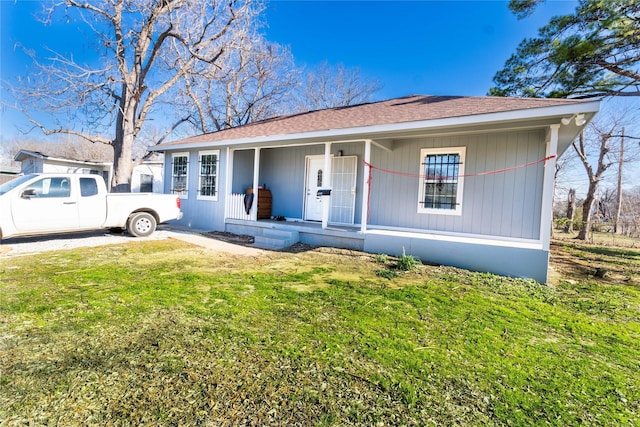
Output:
[{"xmin": 0, "ymin": 173, "xmax": 183, "ymax": 240}]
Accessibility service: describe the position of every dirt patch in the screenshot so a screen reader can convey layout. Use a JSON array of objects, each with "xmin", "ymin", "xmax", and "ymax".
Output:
[
  {"xmin": 206, "ymin": 231, "xmax": 255, "ymax": 245},
  {"xmin": 549, "ymin": 240, "xmax": 639, "ymax": 285}
]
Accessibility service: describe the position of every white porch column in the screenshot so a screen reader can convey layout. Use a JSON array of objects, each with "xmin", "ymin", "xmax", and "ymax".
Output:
[
  {"xmin": 540, "ymin": 124, "xmax": 559, "ymax": 249},
  {"xmin": 360, "ymin": 139, "xmax": 372, "ymax": 233},
  {"xmin": 224, "ymin": 147, "xmax": 234, "ymax": 220},
  {"xmin": 322, "ymin": 142, "xmax": 332, "ymax": 229},
  {"xmin": 251, "ymin": 147, "xmax": 261, "ymax": 221}
]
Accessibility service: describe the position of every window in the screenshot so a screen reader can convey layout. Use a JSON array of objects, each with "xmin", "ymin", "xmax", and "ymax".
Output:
[
  {"xmin": 198, "ymin": 150, "xmax": 219, "ymax": 200},
  {"xmin": 28, "ymin": 177, "xmax": 71, "ymax": 198},
  {"xmin": 171, "ymin": 153, "xmax": 189, "ymax": 197},
  {"xmin": 140, "ymin": 174, "xmax": 153, "ymax": 193},
  {"xmin": 418, "ymin": 147, "xmax": 465, "ymax": 215},
  {"xmin": 80, "ymin": 177, "xmax": 99, "ymax": 197}
]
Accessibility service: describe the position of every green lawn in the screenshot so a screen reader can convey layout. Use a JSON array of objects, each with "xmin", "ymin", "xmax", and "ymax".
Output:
[{"xmin": 1, "ymin": 238, "xmax": 638, "ymax": 426}]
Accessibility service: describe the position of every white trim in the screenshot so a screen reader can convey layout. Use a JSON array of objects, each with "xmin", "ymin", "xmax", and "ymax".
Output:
[
  {"xmin": 366, "ymin": 227, "xmax": 544, "ymax": 250},
  {"xmin": 171, "ymin": 152, "xmax": 189, "ymax": 199},
  {"xmin": 251, "ymin": 148, "xmax": 261, "ymax": 221},
  {"xmin": 322, "ymin": 143, "xmax": 332, "ymax": 229},
  {"xmin": 150, "ymin": 101, "xmax": 599, "ymax": 152},
  {"xmin": 361, "ymin": 140, "xmax": 371, "ymax": 233},
  {"xmin": 417, "ymin": 147, "xmax": 465, "ymax": 216},
  {"xmin": 196, "ymin": 149, "xmax": 220, "ymax": 201},
  {"xmin": 224, "ymin": 148, "xmax": 233, "ymax": 218},
  {"xmin": 540, "ymin": 125, "xmax": 559, "ymax": 249}
]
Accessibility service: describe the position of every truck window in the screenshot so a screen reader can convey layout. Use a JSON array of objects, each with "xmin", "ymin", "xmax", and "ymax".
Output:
[
  {"xmin": 28, "ymin": 177, "xmax": 71, "ymax": 198},
  {"xmin": 80, "ymin": 177, "xmax": 99, "ymax": 197}
]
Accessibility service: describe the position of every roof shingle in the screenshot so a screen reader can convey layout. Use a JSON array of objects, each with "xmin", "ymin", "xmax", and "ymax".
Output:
[{"xmin": 159, "ymin": 95, "xmax": 594, "ymax": 147}]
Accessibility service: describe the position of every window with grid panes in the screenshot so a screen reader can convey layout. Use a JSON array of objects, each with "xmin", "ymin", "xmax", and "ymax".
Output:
[
  {"xmin": 171, "ymin": 153, "xmax": 189, "ymax": 197},
  {"xmin": 198, "ymin": 150, "xmax": 219, "ymax": 200},
  {"xmin": 417, "ymin": 147, "xmax": 465, "ymax": 215}
]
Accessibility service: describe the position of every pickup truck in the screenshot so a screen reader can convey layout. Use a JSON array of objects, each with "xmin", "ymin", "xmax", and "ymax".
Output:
[{"xmin": 0, "ymin": 173, "xmax": 183, "ymax": 240}]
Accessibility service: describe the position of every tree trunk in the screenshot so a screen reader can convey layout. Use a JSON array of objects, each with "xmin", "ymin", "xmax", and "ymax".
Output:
[
  {"xmin": 573, "ymin": 129, "xmax": 614, "ymax": 241},
  {"xmin": 111, "ymin": 90, "xmax": 135, "ymax": 193},
  {"xmin": 564, "ymin": 188, "xmax": 576, "ymax": 233},
  {"xmin": 614, "ymin": 129, "xmax": 624, "ymax": 234},
  {"xmin": 577, "ymin": 184, "xmax": 597, "ymax": 240}
]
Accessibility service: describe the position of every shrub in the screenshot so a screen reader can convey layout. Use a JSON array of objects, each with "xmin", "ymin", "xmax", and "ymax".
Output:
[
  {"xmin": 375, "ymin": 253, "xmax": 388, "ymax": 264},
  {"xmin": 396, "ymin": 248, "xmax": 421, "ymax": 271},
  {"xmin": 376, "ymin": 268, "xmax": 398, "ymax": 279}
]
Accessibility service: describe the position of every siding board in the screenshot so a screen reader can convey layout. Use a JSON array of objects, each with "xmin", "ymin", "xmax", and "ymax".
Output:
[
  {"xmin": 171, "ymin": 128, "xmax": 547, "ymax": 240},
  {"xmin": 370, "ymin": 129, "xmax": 546, "ymax": 239}
]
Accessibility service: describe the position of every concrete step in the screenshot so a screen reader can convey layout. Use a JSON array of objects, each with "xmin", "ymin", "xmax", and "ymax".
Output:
[{"xmin": 253, "ymin": 229, "xmax": 299, "ymax": 250}]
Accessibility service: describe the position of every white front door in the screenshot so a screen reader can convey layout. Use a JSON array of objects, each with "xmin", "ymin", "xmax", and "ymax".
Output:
[{"xmin": 304, "ymin": 156, "xmax": 325, "ymax": 221}]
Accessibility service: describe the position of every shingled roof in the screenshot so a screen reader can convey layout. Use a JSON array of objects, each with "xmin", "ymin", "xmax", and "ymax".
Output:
[{"xmin": 158, "ymin": 95, "xmax": 595, "ymax": 148}]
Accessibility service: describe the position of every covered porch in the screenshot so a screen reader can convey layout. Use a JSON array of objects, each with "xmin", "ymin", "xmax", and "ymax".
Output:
[{"xmin": 222, "ymin": 139, "xmax": 387, "ymax": 235}]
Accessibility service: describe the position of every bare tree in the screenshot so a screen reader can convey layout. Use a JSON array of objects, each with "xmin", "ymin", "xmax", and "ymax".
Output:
[
  {"xmin": 2, "ymin": 136, "xmax": 114, "ymax": 166},
  {"xmin": 294, "ymin": 61, "xmax": 382, "ymax": 112},
  {"xmin": 7, "ymin": 0, "xmax": 258, "ymax": 192},
  {"xmin": 564, "ymin": 188, "xmax": 576, "ymax": 233},
  {"xmin": 614, "ymin": 129, "xmax": 625, "ymax": 234},
  {"xmin": 182, "ymin": 36, "xmax": 297, "ymax": 133},
  {"xmin": 573, "ymin": 124, "xmax": 618, "ymax": 240}
]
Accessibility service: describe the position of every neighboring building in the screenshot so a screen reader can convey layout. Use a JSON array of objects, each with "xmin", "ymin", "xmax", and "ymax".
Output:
[
  {"xmin": 0, "ymin": 164, "xmax": 20, "ymax": 185},
  {"xmin": 151, "ymin": 95, "xmax": 599, "ymax": 283},
  {"xmin": 13, "ymin": 150, "xmax": 164, "ymax": 193},
  {"xmin": 129, "ymin": 159, "xmax": 165, "ymax": 193},
  {"xmin": 14, "ymin": 150, "xmax": 113, "ymax": 184}
]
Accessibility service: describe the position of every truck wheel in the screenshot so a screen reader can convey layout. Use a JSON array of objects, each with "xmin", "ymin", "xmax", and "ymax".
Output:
[{"xmin": 127, "ymin": 212, "xmax": 157, "ymax": 237}]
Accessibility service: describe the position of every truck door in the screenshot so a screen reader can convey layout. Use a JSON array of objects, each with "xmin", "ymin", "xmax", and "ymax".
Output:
[
  {"xmin": 11, "ymin": 176, "xmax": 80, "ymax": 233},
  {"xmin": 77, "ymin": 176, "xmax": 107, "ymax": 228}
]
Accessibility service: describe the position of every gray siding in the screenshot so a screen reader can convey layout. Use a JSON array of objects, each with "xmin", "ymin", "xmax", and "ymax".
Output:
[
  {"xmin": 260, "ymin": 143, "xmax": 364, "ymax": 220},
  {"xmin": 231, "ymin": 150, "xmax": 255, "ymax": 194},
  {"xmin": 166, "ymin": 150, "xmax": 227, "ymax": 231},
  {"xmin": 164, "ymin": 129, "xmax": 546, "ymax": 240},
  {"xmin": 368, "ymin": 130, "xmax": 546, "ymax": 239},
  {"xmin": 260, "ymin": 146, "xmax": 322, "ymax": 218},
  {"xmin": 364, "ymin": 232, "xmax": 549, "ymax": 283}
]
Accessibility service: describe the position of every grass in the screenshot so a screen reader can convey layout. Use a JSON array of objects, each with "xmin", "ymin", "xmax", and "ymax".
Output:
[{"xmin": 0, "ymin": 237, "xmax": 639, "ymax": 426}]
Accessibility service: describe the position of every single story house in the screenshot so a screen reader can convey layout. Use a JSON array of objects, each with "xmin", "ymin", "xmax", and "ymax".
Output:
[
  {"xmin": 151, "ymin": 95, "xmax": 599, "ymax": 283},
  {"xmin": 13, "ymin": 149, "xmax": 164, "ymax": 193}
]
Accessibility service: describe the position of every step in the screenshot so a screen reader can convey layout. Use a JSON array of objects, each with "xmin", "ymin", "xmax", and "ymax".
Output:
[
  {"xmin": 263, "ymin": 229, "xmax": 299, "ymax": 241},
  {"xmin": 253, "ymin": 229, "xmax": 299, "ymax": 250}
]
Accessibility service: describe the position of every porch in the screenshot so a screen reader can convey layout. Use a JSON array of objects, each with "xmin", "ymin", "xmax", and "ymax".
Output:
[
  {"xmin": 223, "ymin": 139, "xmax": 381, "ymax": 234},
  {"xmin": 223, "ymin": 217, "xmax": 549, "ymax": 283},
  {"xmin": 224, "ymin": 217, "xmax": 364, "ymax": 251}
]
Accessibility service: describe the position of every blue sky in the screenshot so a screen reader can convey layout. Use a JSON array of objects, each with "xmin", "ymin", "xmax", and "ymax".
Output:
[
  {"xmin": 1, "ymin": 0, "xmax": 580, "ymax": 140},
  {"xmin": 262, "ymin": 0, "xmax": 577, "ymax": 99}
]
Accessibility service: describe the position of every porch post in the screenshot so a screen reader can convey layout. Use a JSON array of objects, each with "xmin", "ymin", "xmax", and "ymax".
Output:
[
  {"xmin": 251, "ymin": 147, "xmax": 261, "ymax": 221},
  {"xmin": 224, "ymin": 147, "xmax": 234, "ymax": 220},
  {"xmin": 360, "ymin": 139, "xmax": 371, "ymax": 233},
  {"xmin": 540, "ymin": 124, "xmax": 559, "ymax": 249},
  {"xmin": 322, "ymin": 142, "xmax": 332, "ymax": 229}
]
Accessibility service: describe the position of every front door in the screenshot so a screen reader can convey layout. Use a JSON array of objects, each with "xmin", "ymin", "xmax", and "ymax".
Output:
[{"xmin": 304, "ymin": 156, "xmax": 325, "ymax": 221}]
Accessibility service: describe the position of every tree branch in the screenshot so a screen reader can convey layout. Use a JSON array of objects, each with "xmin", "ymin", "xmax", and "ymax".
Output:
[{"xmin": 26, "ymin": 114, "xmax": 112, "ymax": 146}]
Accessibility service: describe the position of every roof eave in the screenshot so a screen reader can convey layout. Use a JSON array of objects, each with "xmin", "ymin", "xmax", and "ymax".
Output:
[{"xmin": 150, "ymin": 100, "xmax": 600, "ymax": 152}]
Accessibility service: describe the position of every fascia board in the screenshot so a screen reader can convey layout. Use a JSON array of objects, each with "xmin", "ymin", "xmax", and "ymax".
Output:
[
  {"xmin": 15, "ymin": 150, "xmax": 112, "ymax": 167},
  {"xmin": 150, "ymin": 101, "xmax": 601, "ymax": 152}
]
